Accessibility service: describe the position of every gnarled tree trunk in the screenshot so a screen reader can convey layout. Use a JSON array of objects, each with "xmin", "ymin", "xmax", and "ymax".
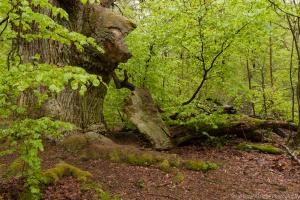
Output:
[{"xmin": 20, "ymin": 0, "xmax": 135, "ymax": 129}]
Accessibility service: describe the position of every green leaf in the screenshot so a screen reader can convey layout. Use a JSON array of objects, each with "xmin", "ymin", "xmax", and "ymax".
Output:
[
  {"xmin": 71, "ymin": 81, "xmax": 79, "ymax": 90},
  {"xmin": 81, "ymin": 0, "xmax": 88, "ymax": 5}
]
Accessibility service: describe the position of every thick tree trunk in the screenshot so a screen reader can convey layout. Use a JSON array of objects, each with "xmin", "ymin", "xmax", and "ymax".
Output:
[
  {"xmin": 19, "ymin": 0, "xmax": 135, "ymax": 129},
  {"xmin": 54, "ymin": 85, "xmax": 108, "ymax": 128}
]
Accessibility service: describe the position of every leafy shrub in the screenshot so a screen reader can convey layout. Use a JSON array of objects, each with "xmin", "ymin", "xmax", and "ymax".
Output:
[{"xmin": 0, "ymin": 118, "xmax": 73, "ymax": 199}]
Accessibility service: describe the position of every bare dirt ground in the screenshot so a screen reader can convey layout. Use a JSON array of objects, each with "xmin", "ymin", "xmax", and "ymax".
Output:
[{"xmin": 1, "ymin": 139, "xmax": 300, "ymax": 200}]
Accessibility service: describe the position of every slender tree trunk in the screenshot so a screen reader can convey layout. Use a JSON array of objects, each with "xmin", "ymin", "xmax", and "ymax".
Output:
[
  {"xmin": 246, "ymin": 58, "xmax": 255, "ymax": 116},
  {"xmin": 142, "ymin": 43, "xmax": 154, "ymax": 87},
  {"xmin": 269, "ymin": 22, "xmax": 274, "ymax": 87},
  {"xmin": 261, "ymin": 59, "xmax": 267, "ymax": 117},
  {"xmin": 290, "ymin": 38, "xmax": 295, "ymax": 122}
]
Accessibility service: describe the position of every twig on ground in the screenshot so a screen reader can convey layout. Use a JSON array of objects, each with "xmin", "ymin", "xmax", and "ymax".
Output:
[{"xmin": 280, "ymin": 144, "xmax": 300, "ymax": 166}]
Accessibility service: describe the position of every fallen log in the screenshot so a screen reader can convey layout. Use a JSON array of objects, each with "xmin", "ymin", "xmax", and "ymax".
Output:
[{"xmin": 170, "ymin": 115, "xmax": 297, "ymax": 145}]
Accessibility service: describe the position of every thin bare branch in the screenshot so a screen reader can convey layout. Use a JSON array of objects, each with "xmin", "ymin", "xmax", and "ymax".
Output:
[
  {"xmin": 281, "ymin": 144, "xmax": 300, "ymax": 166},
  {"xmin": 181, "ymin": 22, "xmax": 249, "ymax": 106},
  {"xmin": 0, "ymin": 16, "xmax": 9, "ymax": 27},
  {"xmin": 267, "ymin": 0, "xmax": 300, "ymax": 18}
]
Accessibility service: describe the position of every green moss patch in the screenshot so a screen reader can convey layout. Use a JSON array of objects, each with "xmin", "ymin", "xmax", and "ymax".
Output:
[
  {"xmin": 184, "ymin": 160, "xmax": 219, "ymax": 172},
  {"xmin": 236, "ymin": 143, "xmax": 283, "ymax": 154},
  {"xmin": 43, "ymin": 161, "xmax": 92, "ymax": 185},
  {"xmin": 173, "ymin": 172, "xmax": 185, "ymax": 183},
  {"xmin": 159, "ymin": 159, "xmax": 172, "ymax": 172},
  {"xmin": 135, "ymin": 180, "xmax": 146, "ymax": 189}
]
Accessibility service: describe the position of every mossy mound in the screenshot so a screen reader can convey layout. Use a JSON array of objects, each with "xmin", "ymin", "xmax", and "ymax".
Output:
[
  {"xmin": 62, "ymin": 133, "xmax": 115, "ymax": 153},
  {"xmin": 43, "ymin": 161, "xmax": 92, "ymax": 185},
  {"xmin": 236, "ymin": 143, "xmax": 283, "ymax": 154}
]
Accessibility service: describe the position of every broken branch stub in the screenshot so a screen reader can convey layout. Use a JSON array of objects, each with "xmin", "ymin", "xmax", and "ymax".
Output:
[{"xmin": 123, "ymin": 88, "xmax": 173, "ymax": 150}]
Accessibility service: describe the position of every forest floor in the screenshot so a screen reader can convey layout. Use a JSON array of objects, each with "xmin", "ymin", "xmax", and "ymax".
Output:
[{"xmin": 1, "ymin": 135, "xmax": 300, "ymax": 200}]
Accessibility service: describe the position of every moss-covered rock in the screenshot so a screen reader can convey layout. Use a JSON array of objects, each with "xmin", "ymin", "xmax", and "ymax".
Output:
[
  {"xmin": 85, "ymin": 132, "xmax": 114, "ymax": 145},
  {"xmin": 43, "ymin": 161, "xmax": 92, "ymax": 185},
  {"xmin": 236, "ymin": 143, "xmax": 283, "ymax": 154},
  {"xmin": 62, "ymin": 135, "xmax": 88, "ymax": 153},
  {"xmin": 62, "ymin": 133, "xmax": 117, "ymax": 157}
]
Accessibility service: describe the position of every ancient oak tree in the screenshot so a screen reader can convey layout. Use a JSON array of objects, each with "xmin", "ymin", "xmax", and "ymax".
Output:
[{"xmin": 20, "ymin": 0, "xmax": 136, "ymax": 129}]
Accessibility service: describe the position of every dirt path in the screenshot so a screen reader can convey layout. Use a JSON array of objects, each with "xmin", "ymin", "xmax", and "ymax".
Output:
[{"xmin": 36, "ymin": 143, "xmax": 300, "ymax": 200}]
